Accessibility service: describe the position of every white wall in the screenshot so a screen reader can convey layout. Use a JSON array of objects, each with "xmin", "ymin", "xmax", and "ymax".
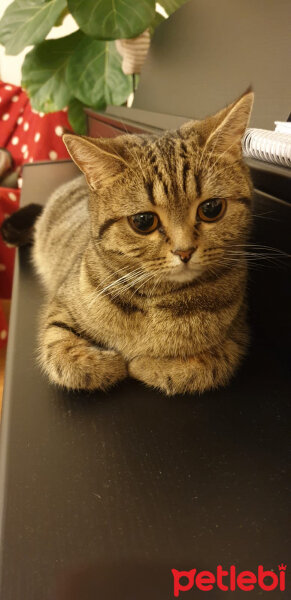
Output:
[
  {"xmin": 0, "ymin": 0, "xmax": 27, "ymax": 85},
  {"xmin": 0, "ymin": 0, "xmax": 77, "ymax": 85}
]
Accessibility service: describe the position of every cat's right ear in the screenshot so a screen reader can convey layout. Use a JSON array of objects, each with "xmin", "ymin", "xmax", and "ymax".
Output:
[{"xmin": 63, "ymin": 134, "xmax": 128, "ymax": 190}]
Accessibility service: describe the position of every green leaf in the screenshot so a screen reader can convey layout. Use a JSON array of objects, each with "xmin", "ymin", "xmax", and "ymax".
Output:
[
  {"xmin": 68, "ymin": 98, "xmax": 87, "ymax": 134},
  {"xmin": 68, "ymin": 0, "xmax": 155, "ymax": 40},
  {"xmin": 0, "ymin": 0, "xmax": 67, "ymax": 56},
  {"xmin": 22, "ymin": 31, "xmax": 84, "ymax": 113},
  {"xmin": 66, "ymin": 38, "xmax": 132, "ymax": 108},
  {"xmin": 54, "ymin": 6, "xmax": 69, "ymax": 27}
]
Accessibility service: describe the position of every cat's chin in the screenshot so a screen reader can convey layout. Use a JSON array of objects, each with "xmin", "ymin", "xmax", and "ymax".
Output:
[{"xmin": 165, "ymin": 266, "xmax": 202, "ymax": 283}]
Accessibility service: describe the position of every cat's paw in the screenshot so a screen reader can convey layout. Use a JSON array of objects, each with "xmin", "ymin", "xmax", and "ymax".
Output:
[
  {"xmin": 42, "ymin": 344, "xmax": 127, "ymax": 392},
  {"xmin": 128, "ymin": 351, "xmax": 236, "ymax": 396},
  {"xmin": 128, "ymin": 356, "xmax": 183, "ymax": 395}
]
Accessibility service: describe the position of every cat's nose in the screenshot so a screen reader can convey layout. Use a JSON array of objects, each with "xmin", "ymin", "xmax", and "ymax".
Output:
[{"xmin": 172, "ymin": 247, "xmax": 196, "ymax": 263}]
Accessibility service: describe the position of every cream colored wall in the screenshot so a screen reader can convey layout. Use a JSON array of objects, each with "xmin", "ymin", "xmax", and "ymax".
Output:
[
  {"xmin": 0, "ymin": 0, "xmax": 77, "ymax": 86},
  {"xmin": 0, "ymin": 0, "xmax": 27, "ymax": 85}
]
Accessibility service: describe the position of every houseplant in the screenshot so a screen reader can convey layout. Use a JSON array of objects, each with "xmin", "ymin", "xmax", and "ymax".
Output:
[{"xmin": 0, "ymin": 0, "xmax": 189, "ymax": 133}]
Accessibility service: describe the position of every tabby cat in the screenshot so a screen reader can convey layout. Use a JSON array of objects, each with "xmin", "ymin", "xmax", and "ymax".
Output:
[{"xmin": 32, "ymin": 90, "xmax": 253, "ymax": 395}]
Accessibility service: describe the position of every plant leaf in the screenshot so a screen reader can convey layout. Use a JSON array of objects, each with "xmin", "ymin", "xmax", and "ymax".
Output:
[
  {"xmin": 68, "ymin": 98, "xmax": 87, "ymax": 135},
  {"xmin": 54, "ymin": 6, "xmax": 69, "ymax": 27},
  {"xmin": 66, "ymin": 38, "xmax": 132, "ymax": 108},
  {"xmin": 68, "ymin": 0, "xmax": 155, "ymax": 40},
  {"xmin": 0, "ymin": 0, "xmax": 67, "ymax": 56},
  {"xmin": 22, "ymin": 31, "xmax": 84, "ymax": 113}
]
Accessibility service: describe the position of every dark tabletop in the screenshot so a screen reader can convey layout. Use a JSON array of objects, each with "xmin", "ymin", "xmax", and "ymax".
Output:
[{"xmin": 0, "ymin": 161, "xmax": 290, "ymax": 599}]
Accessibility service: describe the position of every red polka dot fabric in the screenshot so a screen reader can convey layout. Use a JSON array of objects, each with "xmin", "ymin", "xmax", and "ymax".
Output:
[{"xmin": 0, "ymin": 80, "xmax": 73, "ymax": 346}]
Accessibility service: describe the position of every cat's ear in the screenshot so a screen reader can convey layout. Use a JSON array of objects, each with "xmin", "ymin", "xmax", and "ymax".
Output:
[
  {"xmin": 63, "ymin": 134, "xmax": 128, "ymax": 190},
  {"xmin": 203, "ymin": 90, "xmax": 254, "ymax": 160},
  {"xmin": 180, "ymin": 89, "xmax": 254, "ymax": 160}
]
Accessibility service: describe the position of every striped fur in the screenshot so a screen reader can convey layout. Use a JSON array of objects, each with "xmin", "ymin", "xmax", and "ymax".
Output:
[{"xmin": 33, "ymin": 91, "xmax": 254, "ymax": 394}]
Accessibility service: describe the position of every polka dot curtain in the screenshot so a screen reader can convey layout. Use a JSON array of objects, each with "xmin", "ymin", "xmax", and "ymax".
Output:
[{"xmin": 0, "ymin": 80, "xmax": 73, "ymax": 346}]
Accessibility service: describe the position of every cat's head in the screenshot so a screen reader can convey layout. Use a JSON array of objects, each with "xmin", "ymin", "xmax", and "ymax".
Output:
[{"xmin": 64, "ymin": 90, "xmax": 253, "ymax": 286}]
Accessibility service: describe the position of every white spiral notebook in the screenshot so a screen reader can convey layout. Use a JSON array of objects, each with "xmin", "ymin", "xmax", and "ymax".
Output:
[{"xmin": 242, "ymin": 124, "xmax": 291, "ymax": 168}]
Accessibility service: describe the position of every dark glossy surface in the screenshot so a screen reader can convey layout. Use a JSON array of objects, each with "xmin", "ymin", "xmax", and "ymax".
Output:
[{"xmin": 0, "ymin": 162, "xmax": 290, "ymax": 599}]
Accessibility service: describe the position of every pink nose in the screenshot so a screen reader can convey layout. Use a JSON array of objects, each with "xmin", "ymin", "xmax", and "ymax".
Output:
[{"xmin": 172, "ymin": 247, "xmax": 196, "ymax": 263}]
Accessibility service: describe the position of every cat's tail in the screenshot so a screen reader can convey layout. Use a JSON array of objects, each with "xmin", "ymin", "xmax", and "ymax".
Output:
[{"xmin": 1, "ymin": 203, "xmax": 43, "ymax": 247}]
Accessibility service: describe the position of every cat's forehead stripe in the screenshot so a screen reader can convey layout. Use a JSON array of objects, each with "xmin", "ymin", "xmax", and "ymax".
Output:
[
  {"xmin": 182, "ymin": 162, "xmax": 190, "ymax": 194},
  {"xmin": 148, "ymin": 135, "xmax": 201, "ymax": 205},
  {"xmin": 145, "ymin": 181, "xmax": 156, "ymax": 205},
  {"xmin": 194, "ymin": 173, "xmax": 202, "ymax": 198}
]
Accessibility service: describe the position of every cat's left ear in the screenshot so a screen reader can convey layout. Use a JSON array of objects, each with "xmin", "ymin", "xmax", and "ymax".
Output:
[
  {"xmin": 205, "ymin": 90, "xmax": 254, "ymax": 160},
  {"xmin": 63, "ymin": 134, "xmax": 128, "ymax": 190}
]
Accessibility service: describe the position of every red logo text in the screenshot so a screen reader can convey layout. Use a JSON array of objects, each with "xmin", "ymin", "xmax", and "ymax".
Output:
[{"xmin": 171, "ymin": 564, "xmax": 287, "ymax": 596}]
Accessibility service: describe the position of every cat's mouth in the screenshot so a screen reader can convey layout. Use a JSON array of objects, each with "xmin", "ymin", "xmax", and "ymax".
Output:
[{"xmin": 165, "ymin": 263, "xmax": 203, "ymax": 283}]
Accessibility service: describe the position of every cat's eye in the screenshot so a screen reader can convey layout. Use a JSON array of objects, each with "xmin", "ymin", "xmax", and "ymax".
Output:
[
  {"xmin": 128, "ymin": 212, "xmax": 159, "ymax": 234},
  {"xmin": 197, "ymin": 198, "xmax": 226, "ymax": 222}
]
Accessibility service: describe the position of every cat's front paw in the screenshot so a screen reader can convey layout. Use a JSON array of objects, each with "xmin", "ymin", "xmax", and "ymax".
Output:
[
  {"xmin": 128, "ymin": 344, "xmax": 241, "ymax": 396},
  {"xmin": 43, "ymin": 343, "xmax": 127, "ymax": 392},
  {"xmin": 128, "ymin": 356, "xmax": 179, "ymax": 395}
]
